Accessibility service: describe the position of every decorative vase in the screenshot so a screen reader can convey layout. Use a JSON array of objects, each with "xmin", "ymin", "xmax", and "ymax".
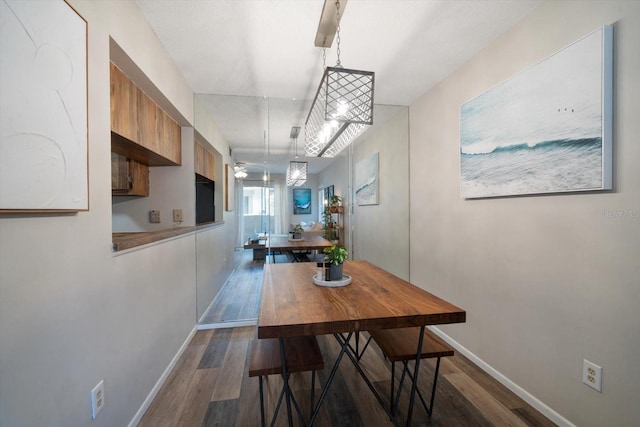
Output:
[{"xmin": 329, "ymin": 263, "xmax": 343, "ymax": 281}]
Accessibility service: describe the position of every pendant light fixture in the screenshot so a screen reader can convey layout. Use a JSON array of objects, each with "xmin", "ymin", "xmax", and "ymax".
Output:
[
  {"xmin": 286, "ymin": 126, "xmax": 308, "ymax": 186},
  {"xmin": 305, "ymin": 0, "xmax": 374, "ymax": 158}
]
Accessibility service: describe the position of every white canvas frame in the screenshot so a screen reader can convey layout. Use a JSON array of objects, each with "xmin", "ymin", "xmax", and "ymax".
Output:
[{"xmin": 0, "ymin": 0, "xmax": 88, "ymax": 211}]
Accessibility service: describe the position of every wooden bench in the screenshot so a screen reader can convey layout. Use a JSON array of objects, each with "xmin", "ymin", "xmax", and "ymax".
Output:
[
  {"xmin": 249, "ymin": 336, "xmax": 324, "ymax": 427},
  {"xmin": 369, "ymin": 327, "xmax": 454, "ymax": 421}
]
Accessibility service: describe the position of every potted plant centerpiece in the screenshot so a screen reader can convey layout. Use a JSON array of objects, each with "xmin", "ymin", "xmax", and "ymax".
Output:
[
  {"xmin": 323, "ymin": 244, "xmax": 348, "ymax": 280},
  {"xmin": 291, "ymin": 224, "xmax": 304, "ymax": 240}
]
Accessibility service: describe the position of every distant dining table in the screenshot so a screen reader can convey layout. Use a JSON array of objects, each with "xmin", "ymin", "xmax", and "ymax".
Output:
[
  {"xmin": 257, "ymin": 260, "xmax": 466, "ymax": 426},
  {"xmin": 266, "ymin": 234, "xmax": 332, "ymax": 263}
]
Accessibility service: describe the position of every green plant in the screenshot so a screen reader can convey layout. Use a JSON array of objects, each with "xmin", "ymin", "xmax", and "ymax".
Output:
[
  {"xmin": 293, "ymin": 224, "xmax": 304, "ymax": 233},
  {"xmin": 323, "ymin": 194, "xmax": 342, "ymax": 241},
  {"xmin": 323, "ymin": 244, "xmax": 348, "ymax": 265}
]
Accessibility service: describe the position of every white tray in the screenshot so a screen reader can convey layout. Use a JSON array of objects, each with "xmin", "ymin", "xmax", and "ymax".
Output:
[
  {"xmin": 313, "ymin": 273, "xmax": 352, "ymax": 287},
  {"xmin": 288, "ymin": 237, "xmax": 304, "ymax": 242}
]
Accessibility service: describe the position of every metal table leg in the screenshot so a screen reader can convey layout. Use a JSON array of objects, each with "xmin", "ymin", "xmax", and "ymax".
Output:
[{"xmin": 405, "ymin": 325, "xmax": 426, "ymax": 427}]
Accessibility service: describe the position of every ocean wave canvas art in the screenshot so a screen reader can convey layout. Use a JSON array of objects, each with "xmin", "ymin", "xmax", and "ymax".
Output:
[
  {"xmin": 460, "ymin": 26, "xmax": 612, "ymax": 199},
  {"xmin": 356, "ymin": 152, "xmax": 379, "ymax": 205},
  {"xmin": 293, "ymin": 188, "xmax": 311, "ymax": 215}
]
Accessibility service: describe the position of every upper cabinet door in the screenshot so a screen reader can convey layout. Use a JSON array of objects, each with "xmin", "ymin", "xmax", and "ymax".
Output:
[
  {"xmin": 137, "ymin": 89, "xmax": 158, "ymax": 153},
  {"xmin": 110, "ymin": 62, "xmax": 181, "ymax": 166},
  {"xmin": 194, "ymin": 141, "xmax": 215, "ymax": 181},
  {"xmin": 157, "ymin": 108, "xmax": 181, "ymax": 165},
  {"xmin": 110, "ymin": 63, "xmax": 137, "ymax": 142}
]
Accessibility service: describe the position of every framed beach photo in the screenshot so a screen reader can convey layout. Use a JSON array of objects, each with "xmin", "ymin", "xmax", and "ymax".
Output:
[
  {"xmin": 293, "ymin": 188, "xmax": 311, "ymax": 215},
  {"xmin": 459, "ymin": 26, "xmax": 613, "ymax": 199}
]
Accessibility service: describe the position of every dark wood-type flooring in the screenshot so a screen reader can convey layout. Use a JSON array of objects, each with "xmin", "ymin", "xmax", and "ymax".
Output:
[
  {"xmin": 141, "ymin": 250, "xmax": 556, "ymax": 426},
  {"xmin": 199, "ymin": 249, "xmax": 321, "ymax": 324}
]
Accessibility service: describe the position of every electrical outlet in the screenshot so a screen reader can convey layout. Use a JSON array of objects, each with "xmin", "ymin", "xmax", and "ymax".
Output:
[
  {"xmin": 583, "ymin": 359, "xmax": 602, "ymax": 392},
  {"xmin": 149, "ymin": 210, "xmax": 160, "ymax": 223},
  {"xmin": 173, "ymin": 209, "xmax": 183, "ymax": 222},
  {"xmin": 90, "ymin": 380, "xmax": 105, "ymax": 419}
]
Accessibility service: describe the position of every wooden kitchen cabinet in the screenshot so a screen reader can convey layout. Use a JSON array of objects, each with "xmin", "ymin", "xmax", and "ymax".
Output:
[
  {"xmin": 194, "ymin": 141, "xmax": 215, "ymax": 181},
  {"xmin": 111, "ymin": 153, "xmax": 149, "ymax": 196},
  {"xmin": 137, "ymin": 89, "xmax": 158, "ymax": 154},
  {"xmin": 156, "ymin": 108, "xmax": 181, "ymax": 165},
  {"xmin": 110, "ymin": 63, "xmax": 137, "ymax": 143},
  {"xmin": 110, "ymin": 62, "xmax": 181, "ymax": 166}
]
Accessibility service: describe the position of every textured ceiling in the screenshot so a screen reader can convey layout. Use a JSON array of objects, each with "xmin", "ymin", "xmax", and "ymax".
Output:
[{"xmin": 135, "ymin": 0, "xmax": 542, "ymax": 172}]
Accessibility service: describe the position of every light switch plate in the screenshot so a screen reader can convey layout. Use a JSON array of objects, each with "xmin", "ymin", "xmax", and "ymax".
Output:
[{"xmin": 149, "ymin": 210, "xmax": 160, "ymax": 223}]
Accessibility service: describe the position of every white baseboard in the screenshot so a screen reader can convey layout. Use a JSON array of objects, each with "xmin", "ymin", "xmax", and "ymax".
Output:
[
  {"xmin": 128, "ymin": 326, "xmax": 198, "ymax": 427},
  {"xmin": 198, "ymin": 297, "xmax": 218, "ymax": 324},
  {"xmin": 197, "ymin": 319, "xmax": 256, "ymax": 330},
  {"xmin": 429, "ymin": 326, "xmax": 575, "ymax": 427}
]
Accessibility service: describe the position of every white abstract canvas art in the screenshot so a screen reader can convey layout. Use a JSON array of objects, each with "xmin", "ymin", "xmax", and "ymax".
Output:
[
  {"xmin": 355, "ymin": 152, "xmax": 379, "ymax": 205},
  {"xmin": 460, "ymin": 26, "xmax": 612, "ymax": 199},
  {"xmin": 0, "ymin": 0, "xmax": 88, "ymax": 211}
]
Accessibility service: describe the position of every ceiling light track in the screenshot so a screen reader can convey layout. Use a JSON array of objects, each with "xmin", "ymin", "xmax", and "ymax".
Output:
[{"xmin": 314, "ymin": 0, "xmax": 349, "ymax": 48}]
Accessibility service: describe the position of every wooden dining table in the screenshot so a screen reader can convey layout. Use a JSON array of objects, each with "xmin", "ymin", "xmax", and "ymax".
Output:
[
  {"xmin": 266, "ymin": 234, "xmax": 332, "ymax": 263},
  {"xmin": 258, "ymin": 260, "xmax": 466, "ymax": 426}
]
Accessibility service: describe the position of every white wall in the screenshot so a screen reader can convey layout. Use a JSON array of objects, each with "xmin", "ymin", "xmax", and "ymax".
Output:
[
  {"xmin": 409, "ymin": 1, "xmax": 640, "ymax": 426},
  {"xmin": 353, "ymin": 107, "xmax": 410, "ymax": 280},
  {"xmin": 193, "ymin": 98, "xmax": 237, "ymax": 321},
  {"xmin": 0, "ymin": 1, "xmax": 234, "ymax": 426}
]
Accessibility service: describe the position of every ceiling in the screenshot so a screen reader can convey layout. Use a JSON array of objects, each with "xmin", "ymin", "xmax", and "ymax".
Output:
[{"xmin": 135, "ymin": 0, "xmax": 542, "ymax": 173}]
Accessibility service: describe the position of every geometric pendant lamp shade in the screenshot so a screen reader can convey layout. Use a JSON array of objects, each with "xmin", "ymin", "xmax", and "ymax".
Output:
[
  {"xmin": 286, "ymin": 161, "xmax": 307, "ymax": 187},
  {"xmin": 305, "ymin": 66, "xmax": 374, "ymax": 158}
]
